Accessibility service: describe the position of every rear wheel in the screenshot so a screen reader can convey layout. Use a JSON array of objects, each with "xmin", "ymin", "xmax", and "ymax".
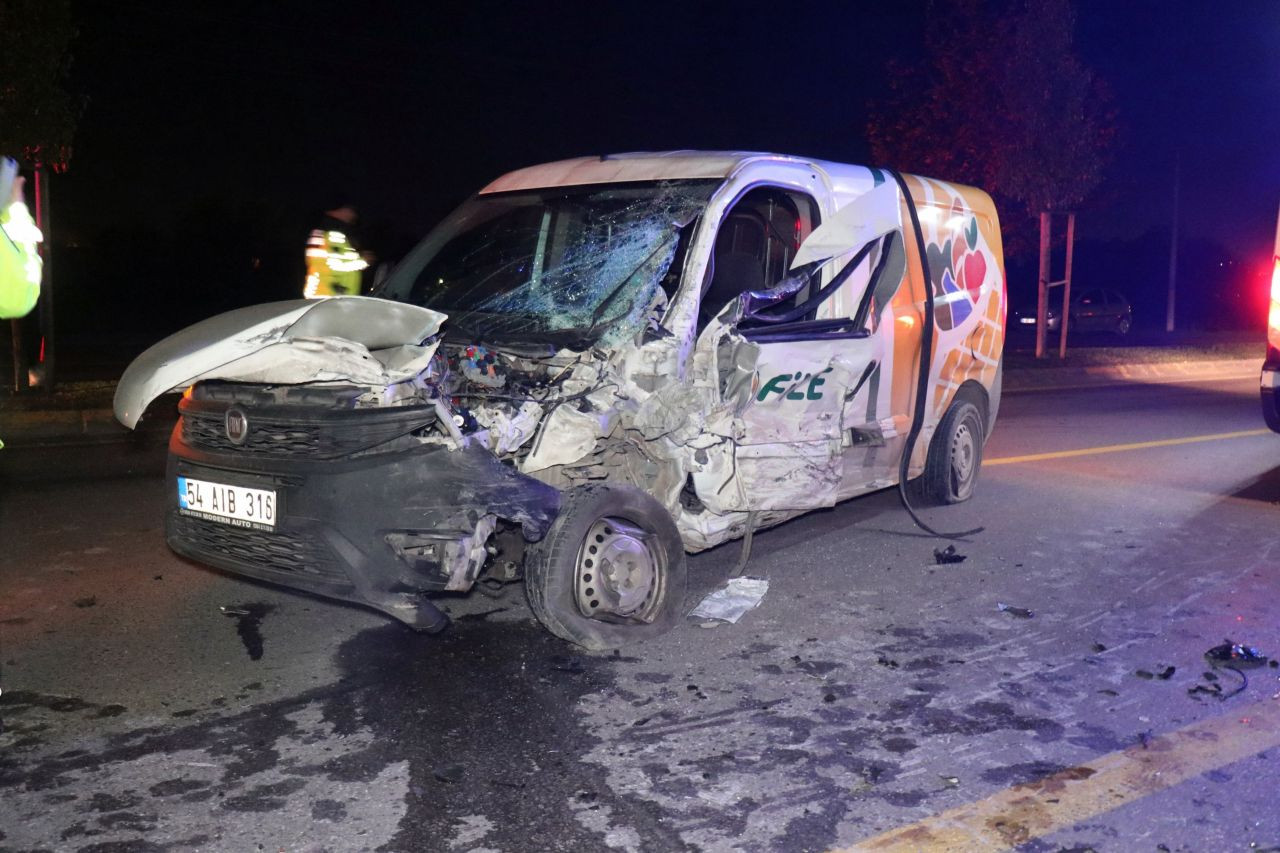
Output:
[
  {"xmin": 919, "ymin": 400, "xmax": 985, "ymax": 505},
  {"xmin": 525, "ymin": 484, "xmax": 687, "ymax": 650}
]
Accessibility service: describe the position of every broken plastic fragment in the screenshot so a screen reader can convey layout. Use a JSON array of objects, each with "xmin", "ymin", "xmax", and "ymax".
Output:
[
  {"xmin": 933, "ymin": 545, "xmax": 967, "ymax": 565},
  {"xmin": 689, "ymin": 577, "xmax": 769, "ymax": 624},
  {"xmin": 996, "ymin": 602, "xmax": 1034, "ymax": 619},
  {"xmin": 1205, "ymin": 641, "xmax": 1270, "ymax": 669}
]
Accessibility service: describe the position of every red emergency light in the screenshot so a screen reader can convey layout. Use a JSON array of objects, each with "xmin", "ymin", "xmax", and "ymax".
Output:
[{"xmin": 1269, "ymin": 256, "xmax": 1280, "ymax": 356}]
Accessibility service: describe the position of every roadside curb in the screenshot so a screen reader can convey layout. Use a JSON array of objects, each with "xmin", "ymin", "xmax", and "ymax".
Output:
[
  {"xmin": 0, "ymin": 406, "xmax": 176, "ymax": 447},
  {"xmin": 1004, "ymin": 357, "xmax": 1260, "ymax": 393}
]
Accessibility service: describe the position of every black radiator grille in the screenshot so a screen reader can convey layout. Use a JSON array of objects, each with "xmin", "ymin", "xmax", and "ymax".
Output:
[
  {"xmin": 171, "ymin": 513, "xmax": 350, "ymax": 586},
  {"xmin": 180, "ymin": 403, "xmax": 434, "ymax": 459}
]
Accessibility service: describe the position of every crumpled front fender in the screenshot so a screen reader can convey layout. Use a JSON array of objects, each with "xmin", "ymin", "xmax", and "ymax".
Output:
[{"xmin": 114, "ymin": 297, "xmax": 446, "ymax": 429}]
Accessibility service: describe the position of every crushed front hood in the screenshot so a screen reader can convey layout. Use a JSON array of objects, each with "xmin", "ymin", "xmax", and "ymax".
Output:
[{"xmin": 114, "ymin": 297, "xmax": 446, "ymax": 429}]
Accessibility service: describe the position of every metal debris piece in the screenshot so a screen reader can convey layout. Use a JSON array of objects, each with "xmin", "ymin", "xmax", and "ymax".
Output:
[
  {"xmin": 1156, "ymin": 665, "xmax": 1176, "ymax": 680},
  {"xmin": 1090, "ymin": 643, "xmax": 1107, "ymax": 653},
  {"xmin": 933, "ymin": 545, "xmax": 967, "ymax": 565},
  {"xmin": 939, "ymin": 775, "xmax": 960, "ymax": 787},
  {"xmin": 689, "ymin": 577, "xmax": 769, "ymax": 624},
  {"xmin": 73, "ymin": 596, "xmax": 97, "ymax": 608},
  {"xmin": 219, "ymin": 606, "xmax": 250, "ymax": 617},
  {"xmin": 996, "ymin": 602, "xmax": 1034, "ymax": 619},
  {"xmin": 1187, "ymin": 683, "xmax": 1224, "ymax": 700}
]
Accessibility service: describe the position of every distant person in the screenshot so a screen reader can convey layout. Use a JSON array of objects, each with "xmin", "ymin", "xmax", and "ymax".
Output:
[
  {"xmin": 0, "ymin": 158, "xmax": 43, "ymax": 319},
  {"xmin": 303, "ymin": 199, "xmax": 371, "ymax": 299}
]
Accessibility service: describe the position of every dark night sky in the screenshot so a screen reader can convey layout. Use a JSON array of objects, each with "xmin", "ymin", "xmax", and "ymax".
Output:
[{"xmin": 55, "ymin": 1, "xmax": 1280, "ymax": 275}]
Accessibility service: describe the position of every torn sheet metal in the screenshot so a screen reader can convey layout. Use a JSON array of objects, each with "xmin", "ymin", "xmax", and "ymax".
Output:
[
  {"xmin": 522, "ymin": 405, "xmax": 609, "ymax": 473},
  {"xmin": 689, "ymin": 577, "xmax": 769, "ymax": 623},
  {"xmin": 791, "ymin": 182, "xmax": 902, "ymax": 269},
  {"xmin": 115, "ymin": 297, "xmax": 445, "ymax": 428}
]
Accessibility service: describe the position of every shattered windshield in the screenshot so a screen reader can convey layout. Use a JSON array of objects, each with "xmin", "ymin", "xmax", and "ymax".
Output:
[{"xmin": 377, "ymin": 181, "xmax": 716, "ymax": 349}]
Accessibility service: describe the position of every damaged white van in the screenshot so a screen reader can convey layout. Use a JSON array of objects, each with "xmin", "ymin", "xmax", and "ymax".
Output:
[{"xmin": 115, "ymin": 151, "xmax": 1006, "ymax": 649}]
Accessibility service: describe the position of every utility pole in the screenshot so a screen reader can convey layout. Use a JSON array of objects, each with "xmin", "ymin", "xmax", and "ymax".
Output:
[
  {"xmin": 1035, "ymin": 212, "xmax": 1051, "ymax": 359},
  {"xmin": 1058, "ymin": 212, "xmax": 1075, "ymax": 360},
  {"xmin": 1166, "ymin": 153, "xmax": 1180, "ymax": 333},
  {"xmin": 34, "ymin": 165, "xmax": 54, "ymax": 389}
]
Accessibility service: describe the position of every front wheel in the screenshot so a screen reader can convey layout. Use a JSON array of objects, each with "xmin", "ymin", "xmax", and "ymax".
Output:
[
  {"xmin": 1115, "ymin": 315, "xmax": 1132, "ymax": 335},
  {"xmin": 524, "ymin": 484, "xmax": 687, "ymax": 650},
  {"xmin": 919, "ymin": 399, "xmax": 985, "ymax": 505}
]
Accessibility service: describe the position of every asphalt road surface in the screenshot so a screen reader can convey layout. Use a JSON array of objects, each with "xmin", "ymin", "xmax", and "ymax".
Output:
[{"xmin": 3, "ymin": 374, "xmax": 1279, "ymax": 852}]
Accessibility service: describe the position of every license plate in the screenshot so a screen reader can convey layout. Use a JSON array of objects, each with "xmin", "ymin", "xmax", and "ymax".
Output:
[{"xmin": 178, "ymin": 476, "xmax": 277, "ymax": 530}]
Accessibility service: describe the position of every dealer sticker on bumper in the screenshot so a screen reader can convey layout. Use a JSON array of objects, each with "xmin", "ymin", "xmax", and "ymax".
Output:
[{"xmin": 178, "ymin": 476, "xmax": 276, "ymax": 530}]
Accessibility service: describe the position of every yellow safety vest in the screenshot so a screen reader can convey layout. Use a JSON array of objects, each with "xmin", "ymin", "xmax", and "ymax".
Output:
[
  {"xmin": 304, "ymin": 227, "xmax": 367, "ymax": 298},
  {"xmin": 0, "ymin": 201, "xmax": 42, "ymax": 319}
]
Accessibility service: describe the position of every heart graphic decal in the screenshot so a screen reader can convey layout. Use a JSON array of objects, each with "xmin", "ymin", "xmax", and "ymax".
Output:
[{"xmin": 962, "ymin": 251, "xmax": 987, "ymax": 298}]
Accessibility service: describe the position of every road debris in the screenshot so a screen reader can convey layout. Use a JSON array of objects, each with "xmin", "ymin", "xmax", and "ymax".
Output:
[
  {"xmin": 1204, "ymin": 640, "xmax": 1272, "ymax": 669},
  {"xmin": 73, "ymin": 596, "xmax": 97, "ymax": 608},
  {"xmin": 996, "ymin": 602, "xmax": 1034, "ymax": 619},
  {"xmin": 933, "ymin": 545, "xmax": 967, "ymax": 565},
  {"xmin": 433, "ymin": 764, "xmax": 465, "ymax": 783},
  {"xmin": 219, "ymin": 603, "xmax": 276, "ymax": 661},
  {"xmin": 689, "ymin": 577, "xmax": 769, "ymax": 624}
]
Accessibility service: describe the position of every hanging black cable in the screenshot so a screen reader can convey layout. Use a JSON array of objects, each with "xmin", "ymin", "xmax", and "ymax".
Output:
[{"xmin": 885, "ymin": 168, "xmax": 984, "ymax": 540}]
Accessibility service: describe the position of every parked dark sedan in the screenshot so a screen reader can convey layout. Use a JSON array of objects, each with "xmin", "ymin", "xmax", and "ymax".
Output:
[{"xmin": 1013, "ymin": 288, "xmax": 1132, "ymax": 335}]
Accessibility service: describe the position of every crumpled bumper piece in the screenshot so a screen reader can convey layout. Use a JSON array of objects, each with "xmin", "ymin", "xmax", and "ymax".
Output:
[{"xmin": 166, "ymin": 436, "xmax": 561, "ymax": 625}]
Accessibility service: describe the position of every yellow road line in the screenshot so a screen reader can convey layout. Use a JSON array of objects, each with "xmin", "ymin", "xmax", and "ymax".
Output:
[
  {"xmin": 986, "ymin": 429, "xmax": 1270, "ymax": 466},
  {"xmin": 840, "ymin": 696, "xmax": 1280, "ymax": 852}
]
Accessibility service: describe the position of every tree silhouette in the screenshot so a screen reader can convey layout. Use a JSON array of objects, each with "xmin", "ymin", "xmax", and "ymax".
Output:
[
  {"xmin": 0, "ymin": 0, "xmax": 79, "ymax": 169},
  {"xmin": 867, "ymin": 0, "xmax": 1114, "ymax": 255}
]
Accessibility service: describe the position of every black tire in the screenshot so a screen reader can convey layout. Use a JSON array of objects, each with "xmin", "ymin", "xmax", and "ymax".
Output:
[
  {"xmin": 525, "ymin": 484, "xmax": 687, "ymax": 650},
  {"xmin": 1115, "ymin": 314, "xmax": 1132, "ymax": 335},
  {"xmin": 919, "ymin": 399, "xmax": 985, "ymax": 505}
]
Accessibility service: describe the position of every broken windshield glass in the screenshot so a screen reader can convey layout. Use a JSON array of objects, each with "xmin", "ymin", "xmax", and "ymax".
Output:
[{"xmin": 377, "ymin": 181, "xmax": 717, "ymax": 349}]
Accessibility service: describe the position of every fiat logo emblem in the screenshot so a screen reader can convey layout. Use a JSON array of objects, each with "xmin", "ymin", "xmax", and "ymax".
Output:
[{"xmin": 225, "ymin": 408, "xmax": 249, "ymax": 445}]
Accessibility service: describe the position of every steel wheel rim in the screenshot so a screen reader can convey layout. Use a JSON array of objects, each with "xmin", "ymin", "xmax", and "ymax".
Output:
[
  {"xmin": 950, "ymin": 419, "xmax": 977, "ymax": 499},
  {"xmin": 575, "ymin": 517, "xmax": 663, "ymax": 623}
]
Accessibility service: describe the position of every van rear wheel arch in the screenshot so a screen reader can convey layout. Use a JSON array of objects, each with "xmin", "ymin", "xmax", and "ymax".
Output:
[{"xmin": 917, "ymin": 395, "xmax": 986, "ymax": 505}]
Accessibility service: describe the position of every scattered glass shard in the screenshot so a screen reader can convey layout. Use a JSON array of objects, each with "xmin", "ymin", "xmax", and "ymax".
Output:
[{"xmin": 996, "ymin": 602, "xmax": 1034, "ymax": 619}]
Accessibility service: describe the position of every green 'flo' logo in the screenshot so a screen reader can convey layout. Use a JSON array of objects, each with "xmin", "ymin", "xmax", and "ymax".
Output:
[{"xmin": 756, "ymin": 368, "xmax": 833, "ymax": 402}]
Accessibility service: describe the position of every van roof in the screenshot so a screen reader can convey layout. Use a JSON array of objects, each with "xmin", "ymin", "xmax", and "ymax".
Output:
[
  {"xmin": 478, "ymin": 150, "xmax": 999, "ymax": 225},
  {"xmin": 480, "ymin": 150, "xmax": 854, "ymax": 194}
]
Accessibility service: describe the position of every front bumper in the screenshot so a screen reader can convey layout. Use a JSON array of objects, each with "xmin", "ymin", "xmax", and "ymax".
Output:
[{"xmin": 166, "ymin": 423, "xmax": 561, "ymax": 626}]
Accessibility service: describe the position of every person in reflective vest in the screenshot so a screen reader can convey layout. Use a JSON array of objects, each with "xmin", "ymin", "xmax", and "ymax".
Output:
[
  {"xmin": 0, "ymin": 171, "xmax": 43, "ymax": 319},
  {"xmin": 304, "ymin": 201, "xmax": 368, "ymax": 298}
]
